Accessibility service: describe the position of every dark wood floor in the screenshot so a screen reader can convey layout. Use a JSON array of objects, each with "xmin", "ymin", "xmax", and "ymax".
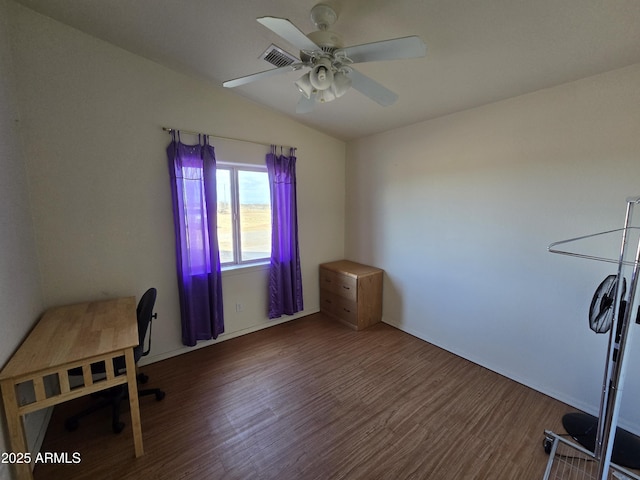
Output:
[{"xmin": 34, "ymin": 313, "xmax": 572, "ymax": 479}]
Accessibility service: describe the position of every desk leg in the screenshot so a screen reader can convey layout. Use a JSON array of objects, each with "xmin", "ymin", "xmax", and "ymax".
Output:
[
  {"xmin": 0, "ymin": 380, "xmax": 33, "ymax": 480},
  {"xmin": 124, "ymin": 349, "xmax": 144, "ymax": 457}
]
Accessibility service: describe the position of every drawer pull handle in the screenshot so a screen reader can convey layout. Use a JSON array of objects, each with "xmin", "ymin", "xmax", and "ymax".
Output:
[
  {"xmin": 324, "ymin": 299, "xmax": 332, "ymax": 304},
  {"xmin": 343, "ymin": 308, "xmax": 351, "ymax": 313},
  {"xmin": 342, "ymin": 286, "xmax": 351, "ymax": 290}
]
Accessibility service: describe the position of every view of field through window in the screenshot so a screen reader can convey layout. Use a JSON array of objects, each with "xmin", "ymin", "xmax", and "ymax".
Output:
[{"xmin": 217, "ymin": 168, "xmax": 271, "ymax": 264}]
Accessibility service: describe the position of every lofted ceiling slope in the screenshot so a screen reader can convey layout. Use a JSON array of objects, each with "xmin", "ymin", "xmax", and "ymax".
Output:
[{"xmin": 12, "ymin": 0, "xmax": 640, "ymax": 140}]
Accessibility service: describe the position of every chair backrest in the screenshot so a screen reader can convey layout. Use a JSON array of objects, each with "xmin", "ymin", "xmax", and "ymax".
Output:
[{"xmin": 134, "ymin": 288, "xmax": 157, "ymax": 362}]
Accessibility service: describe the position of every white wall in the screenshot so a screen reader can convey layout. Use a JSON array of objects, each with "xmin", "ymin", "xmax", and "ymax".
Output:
[
  {"xmin": 346, "ymin": 63, "xmax": 640, "ymax": 433},
  {"xmin": 0, "ymin": 1, "xmax": 46, "ymax": 478},
  {"xmin": 7, "ymin": 2, "xmax": 345, "ymax": 367}
]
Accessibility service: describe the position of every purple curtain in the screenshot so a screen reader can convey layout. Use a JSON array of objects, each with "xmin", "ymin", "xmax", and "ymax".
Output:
[
  {"xmin": 267, "ymin": 146, "xmax": 303, "ymax": 319},
  {"xmin": 167, "ymin": 133, "xmax": 224, "ymax": 346}
]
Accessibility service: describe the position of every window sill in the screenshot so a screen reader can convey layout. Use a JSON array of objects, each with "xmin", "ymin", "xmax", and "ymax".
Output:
[{"xmin": 221, "ymin": 261, "xmax": 270, "ymax": 277}]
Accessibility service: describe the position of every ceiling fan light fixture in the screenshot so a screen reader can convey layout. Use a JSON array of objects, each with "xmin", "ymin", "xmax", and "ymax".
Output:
[
  {"xmin": 309, "ymin": 58, "xmax": 334, "ymax": 90},
  {"xmin": 295, "ymin": 72, "xmax": 317, "ymax": 98},
  {"xmin": 295, "ymin": 72, "xmax": 314, "ymax": 98},
  {"xmin": 318, "ymin": 88, "xmax": 336, "ymax": 103},
  {"xmin": 332, "ymin": 71, "xmax": 352, "ymax": 98}
]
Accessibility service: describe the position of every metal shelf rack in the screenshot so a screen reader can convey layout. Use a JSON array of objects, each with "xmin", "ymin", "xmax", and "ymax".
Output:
[{"xmin": 544, "ymin": 196, "xmax": 640, "ymax": 480}]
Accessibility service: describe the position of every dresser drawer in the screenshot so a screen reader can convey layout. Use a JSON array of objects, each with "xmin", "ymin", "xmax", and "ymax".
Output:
[
  {"xmin": 320, "ymin": 290, "xmax": 358, "ymax": 327},
  {"xmin": 319, "ymin": 268, "xmax": 357, "ymax": 301}
]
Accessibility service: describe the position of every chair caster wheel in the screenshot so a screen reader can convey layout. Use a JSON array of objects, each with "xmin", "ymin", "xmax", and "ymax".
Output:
[
  {"xmin": 65, "ymin": 418, "xmax": 79, "ymax": 432},
  {"xmin": 543, "ymin": 436, "xmax": 553, "ymax": 454},
  {"xmin": 137, "ymin": 373, "xmax": 149, "ymax": 384},
  {"xmin": 112, "ymin": 422, "xmax": 125, "ymax": 434},
  {"xmin": 156, "ymin": 391, "xmax": 166, "ymax": 401}
]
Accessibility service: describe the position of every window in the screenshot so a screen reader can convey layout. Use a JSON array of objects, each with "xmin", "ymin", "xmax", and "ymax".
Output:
[{"xmin": 216, "ymin": 165, "xmax": 271, "ymax": 266}]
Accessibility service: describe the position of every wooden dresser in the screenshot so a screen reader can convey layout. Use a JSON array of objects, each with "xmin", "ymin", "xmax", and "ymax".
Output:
[{"xmin": 319, "ymin": 260, "xmax": 383, "ymax": 330}]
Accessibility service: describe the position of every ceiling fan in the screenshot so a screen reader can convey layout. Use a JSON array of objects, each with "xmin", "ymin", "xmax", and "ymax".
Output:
[{"xmin": 222, "ymin": 3, "xmax": 427, "ymax": 113}]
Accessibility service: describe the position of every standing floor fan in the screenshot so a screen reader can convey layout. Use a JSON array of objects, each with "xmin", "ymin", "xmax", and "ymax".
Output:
[{"xmin": 543, "ymin": 196, "xmax": 640, "ymax": 480}]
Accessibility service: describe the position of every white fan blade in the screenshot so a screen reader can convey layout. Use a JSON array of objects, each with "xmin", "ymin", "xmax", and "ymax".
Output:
[
  {"xmin": 296, "ymin": 94, "xmax": 316, "ymax": 114},
  {"xmin": 257, "ymin": 16, "xmax": 320, "ymax": 53},
  {"xmin": 223, "ymin": 64, "xmax": 302, "ymax": 88},
  {"xmin": 348, "ymin": 68, "xmax": 398, "ymax": 106},
  {"xmin": 338, "ymin": 36, "xmax": 426, "ymax": 64}
]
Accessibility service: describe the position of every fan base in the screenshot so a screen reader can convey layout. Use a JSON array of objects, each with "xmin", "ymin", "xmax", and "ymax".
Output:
[
  {"xmin": 562, "ymin": 412, "xmax": 640, "ymax": 469},
  {"xmin": 310, "ymin": 4, "xmax": 337, "ymax": 30}
]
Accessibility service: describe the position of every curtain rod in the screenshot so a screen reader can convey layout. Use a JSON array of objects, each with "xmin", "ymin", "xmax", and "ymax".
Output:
[{"xmin": 162, "ymin": 127, "xmax": 295, "ymax": 150}]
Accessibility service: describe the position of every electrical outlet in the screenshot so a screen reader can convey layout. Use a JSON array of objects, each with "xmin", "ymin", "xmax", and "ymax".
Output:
[{"xmin": 235, "ymin": 303, "xmax": 244, "ymax": 312}]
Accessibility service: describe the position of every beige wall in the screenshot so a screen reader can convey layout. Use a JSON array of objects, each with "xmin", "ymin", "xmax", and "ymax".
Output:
[
  {"xmin": 0, "ymin": 1, "xmax": 46, "ymax": 476},
  {"xmin": 346, "ymin": 63, "xmax": 640, "ymax": 433},
  {"xmin": 7, "ymin": 2, "xmax": 345, "ymax": 369}
]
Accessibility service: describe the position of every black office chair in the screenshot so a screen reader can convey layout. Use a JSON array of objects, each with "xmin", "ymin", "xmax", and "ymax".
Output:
[{"xmin": 65, "ymin": 288, "xmax": 165, "ymax": 434}]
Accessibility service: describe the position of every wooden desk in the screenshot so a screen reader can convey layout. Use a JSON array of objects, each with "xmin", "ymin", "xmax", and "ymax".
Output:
[{"xmin": 0, "ymin": 297, "xmax": 144, "ymax": 480}]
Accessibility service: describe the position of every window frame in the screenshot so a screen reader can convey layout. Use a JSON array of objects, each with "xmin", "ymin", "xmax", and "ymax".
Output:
[{"xmin": 216, "ymin": 162, "xmax": 271, "ymax": 269}]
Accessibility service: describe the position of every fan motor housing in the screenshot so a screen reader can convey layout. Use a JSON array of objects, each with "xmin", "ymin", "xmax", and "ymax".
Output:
[{"xmin": 308, "ymin": 30, "xmax": 344, "ymax": 50}]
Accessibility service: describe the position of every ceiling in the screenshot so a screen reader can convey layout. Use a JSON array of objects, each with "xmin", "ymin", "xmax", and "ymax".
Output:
[{"xmin": 13, "ymin": 0, "xmax": 640, "ymax": 140}]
